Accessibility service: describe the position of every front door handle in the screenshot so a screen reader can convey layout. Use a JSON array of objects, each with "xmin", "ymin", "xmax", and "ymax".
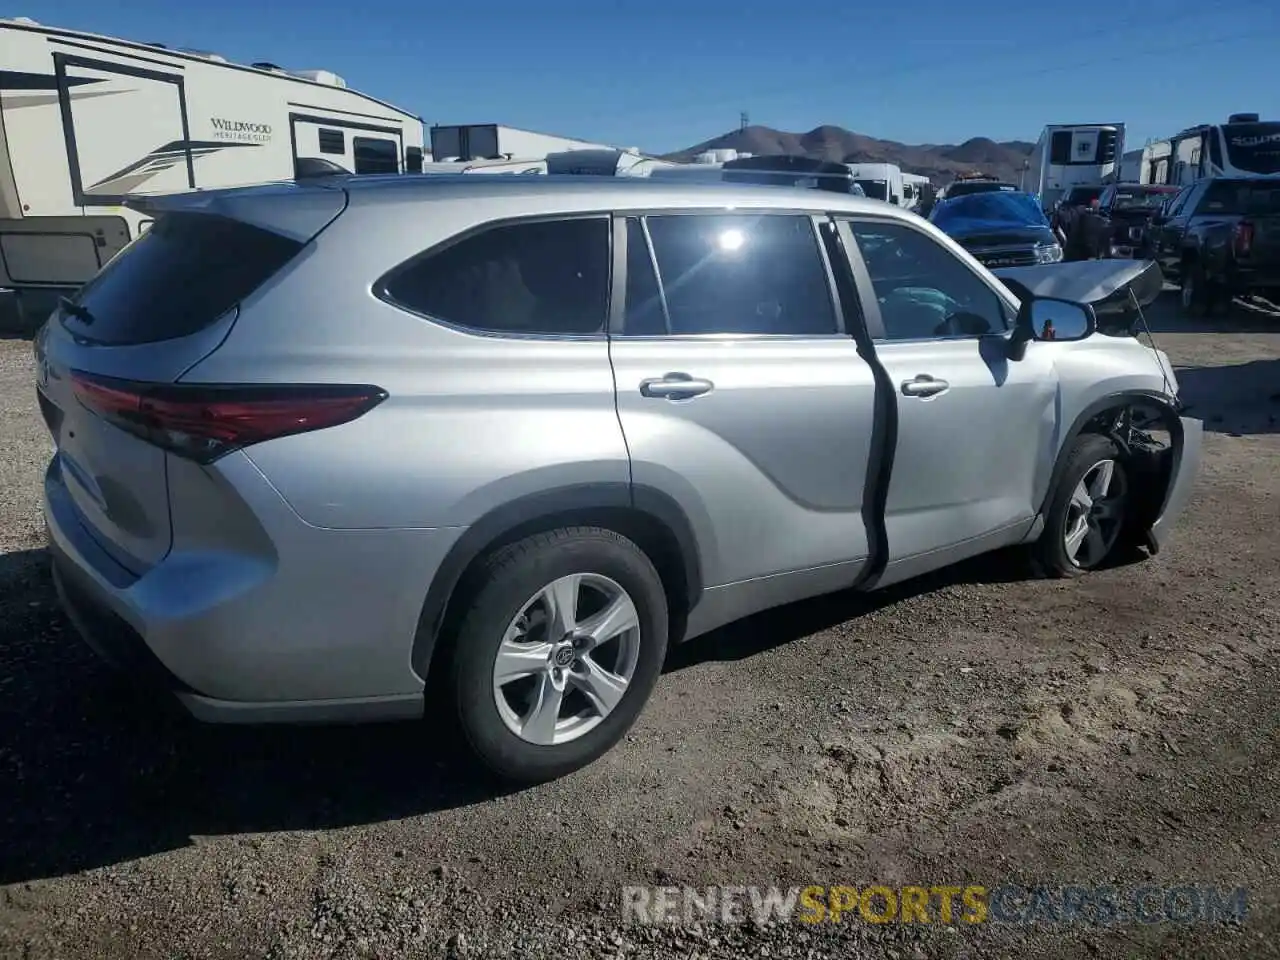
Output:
[
  {"xmin": 901, "ymin": 374, "xmax": 950, "ymax": 398},
  {"xmin": 640, "ymin": 373, "xmax": 714, "ymax": 400}
]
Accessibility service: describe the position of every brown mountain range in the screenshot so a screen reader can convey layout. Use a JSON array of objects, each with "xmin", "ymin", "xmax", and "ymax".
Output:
[{"xmin": 666, "ymin": 125, "xmax": 1038, "ymax": 186}]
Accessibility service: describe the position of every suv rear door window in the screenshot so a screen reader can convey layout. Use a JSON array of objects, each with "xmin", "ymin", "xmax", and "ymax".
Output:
[
  {"xmin": 634, "ymin": 214, "xmax": 837, "ymax": 336},
  {"xmin": 382, "ymin": 217, "xmax": 610, "ymax": 335},
  {"xmin": 62, "ymin": 212, "xmax": 303, "ymax": 346}
]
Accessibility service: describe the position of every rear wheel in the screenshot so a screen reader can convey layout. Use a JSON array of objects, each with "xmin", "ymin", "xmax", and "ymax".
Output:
[
  {"xmin": 1180, "ymin": 261, "xmax": 1214, "ymax": 317},
  {"xmin": 1035, "ymin": 434, "xmax": 1131, "ymax": 578},
  {"xmin": 447, "ymin": 527, "xmax": 669, "ymax": 784}
]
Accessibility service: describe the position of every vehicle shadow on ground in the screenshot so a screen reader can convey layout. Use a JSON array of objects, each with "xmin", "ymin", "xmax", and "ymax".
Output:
[
  {"xmin": 668, "ymin": 544, "xmax": 1058, "ymax": 670},
  {"xmin": 0, "ymin": 538, "xmax": 1145, "ymax": 885},
  {"xmin": 0, "ymin": 547, "xmax": 510, "ymax": 884},
  {"xmin": 1174, "ymin": 358, "xmax": 1280, "ymax": 436}
]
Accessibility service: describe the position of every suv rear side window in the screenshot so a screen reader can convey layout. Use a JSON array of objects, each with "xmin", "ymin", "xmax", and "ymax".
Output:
[
  {"xmin": 382, "ymin": 218, "xmax": 610, "ymax": 335},
  {"xmin": 63, "ymin": 212, "xmax": 302, "ymax": 346},
  {"xmin": 630, "ymin": 214, "xmax": 837, "ymax": 336}
]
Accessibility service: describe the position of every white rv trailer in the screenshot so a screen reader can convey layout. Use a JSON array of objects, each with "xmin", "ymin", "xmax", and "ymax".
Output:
[
  {"xmin": 1139, "ymin": 114, "xmax": 1280, "ymax": 187},
  {"xmin": 0, "ymin": 16, "xmax": 423, "ymax": 294},
  {"xmin": 415, "ymin": 150, "xmax": 680, "ymax": 178},
  {"xmin": 1027, "ymin": 123, "xmax": 1124, "ymax": 209},
  {"xmin": 429, "ymin": 124, "xmax": 615, "ymax": 163},
  {"xmin": 901, "ymin": 171, "xmax": 930, "ymax": 211},
  {"xmin": 845, "ymin": 162, "xmax": 904, "ymax": 205}
]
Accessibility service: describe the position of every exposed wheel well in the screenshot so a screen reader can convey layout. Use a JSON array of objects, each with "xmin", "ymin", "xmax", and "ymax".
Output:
[
  {"xmin": 415, "ymin": 502, "xmax": 695, "ymax": 682},
  {"xmin": 1054, "ymin": 395, "xmax": 1181, "ymax": 542}
]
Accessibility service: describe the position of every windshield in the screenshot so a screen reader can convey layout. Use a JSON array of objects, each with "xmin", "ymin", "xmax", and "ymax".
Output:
[
  {"xmin": 944, "ymin": 181, "xmax": 1016, "ymax": 198},
  {"xmin": 1110, "ymin": 188, "xmax": 1176, "ymax": 211},
  {"xmin": 930, "ymin": 191, "xmax": 1048, "ymax": 228},
  {"xmin": 1200, "ymin": 179, "xmax": 1280, "ymax": 216},
  {"xmin": 855, "ymin": 179, "xmax": 888, "ymax": 200},
  {"xmin": 1222, "ymin": 122, "xmax": 1280, "ymax": 175},
  {"xmin": 1063, "ymin": 186, "xmax": 1104, "ymax": 206}
]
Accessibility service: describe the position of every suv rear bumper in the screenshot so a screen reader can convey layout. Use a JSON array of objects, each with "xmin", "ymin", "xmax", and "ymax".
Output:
[{"xmin": 44, "ymin": 455, "xmax": 460, "ymax": 724}]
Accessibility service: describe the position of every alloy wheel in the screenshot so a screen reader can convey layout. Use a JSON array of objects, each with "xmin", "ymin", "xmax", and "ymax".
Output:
[
  {"xmin": 492, "ymin": 573, "xmax": 641, "ymax": 746},
  {"xmin": 1063, "ymin": 459, "xmax": 1128, "ymax": 568}
]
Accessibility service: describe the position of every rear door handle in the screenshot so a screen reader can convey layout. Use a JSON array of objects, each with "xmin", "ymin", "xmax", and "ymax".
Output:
[
  {"xmin": 640, "ymin": 373, "xmax": 714, "ymax": 400},
  {"xmin": 901, "ymin": 374, "xmax": 949, "ymax": 398}
]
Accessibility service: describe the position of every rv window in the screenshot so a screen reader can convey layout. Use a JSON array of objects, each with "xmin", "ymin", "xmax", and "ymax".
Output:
[
  {"xmin": 63, "ymin": 213, "xmax": 303, "ymax": 346},
  {"xmin": 405, "ymin": 146, "xmax": 424, "ymax": 173},
  {"xmin": 353, "ymin": 137, "xmax": 400, "ymax": 174},
  {"xmin": 381, "ymin": 218, "xmax": 610, "ymax": 335},
  {"xmin": 640, "ymin": 214, "xmax": 837, "ymax": 336},
  {"xmin": 318, "ymin": 129, "xmax": 346, "ymax": 155}
]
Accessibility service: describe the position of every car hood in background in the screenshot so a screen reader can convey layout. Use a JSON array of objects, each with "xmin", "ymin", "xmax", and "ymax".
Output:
[{"xmin": 949, "ymin": 224, "xmax": 1056, "ymax": 248}]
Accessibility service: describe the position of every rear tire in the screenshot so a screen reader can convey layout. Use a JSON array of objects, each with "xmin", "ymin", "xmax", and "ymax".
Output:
[
  {"xmin": 1034, "ymin": 434, "xmax": 1131, "ymax": 578},
  {"xmin": 1180, "ymin": 261, "xmax": 1213, "ymax": 317},
  {"xmin": 447, "ymin": 527, "xmax": 669, "ymax": 784}
]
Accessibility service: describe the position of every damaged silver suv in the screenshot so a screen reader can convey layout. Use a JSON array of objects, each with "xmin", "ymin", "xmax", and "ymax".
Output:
[{"xmin": 38, "ymin": 176, "xmax": 1202, "ymax": 783}]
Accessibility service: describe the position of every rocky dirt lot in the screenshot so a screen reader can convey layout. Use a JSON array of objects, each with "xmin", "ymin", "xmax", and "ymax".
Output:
[{"xmin": 0, "ymin": 295, "xmax": 1277, "ymax": 960}]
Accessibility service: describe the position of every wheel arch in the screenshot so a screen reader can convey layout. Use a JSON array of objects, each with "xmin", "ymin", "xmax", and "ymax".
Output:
[
  {"xmin": 1039, "ymin": 389, "xmax": 1185, "ymax": 546},
  {"xmin": 411, "ymin": 482, "xmax": 703, "ymax": 680}
]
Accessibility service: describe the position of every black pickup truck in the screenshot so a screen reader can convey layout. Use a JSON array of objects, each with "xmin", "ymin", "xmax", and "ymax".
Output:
[{"xmin": 1149, "ymin": 176, "xmax": 1280, "ymax": 314}]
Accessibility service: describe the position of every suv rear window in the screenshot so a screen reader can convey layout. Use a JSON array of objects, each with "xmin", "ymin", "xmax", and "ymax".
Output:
[{"xmin": 63, "ymin": 212, "xmax": 303, "ymax": 346}]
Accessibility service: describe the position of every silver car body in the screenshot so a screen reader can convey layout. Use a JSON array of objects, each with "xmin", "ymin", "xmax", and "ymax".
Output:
[{"xmin": 37, "ymin": 176, "xmax": 1203, "ymax": 723}]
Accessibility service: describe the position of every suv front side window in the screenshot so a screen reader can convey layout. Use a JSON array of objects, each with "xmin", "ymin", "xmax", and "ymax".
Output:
[
  {"xmin": 622, "ymin": 213, "xmax": 838, "ymax": 336},
  {"xmin": 847, "ymin": 220, "xmax": 1012, "ymax": 341},
  {"xmin": 380, "ymin": 217, "xmax": 610, "ymax": 336}
]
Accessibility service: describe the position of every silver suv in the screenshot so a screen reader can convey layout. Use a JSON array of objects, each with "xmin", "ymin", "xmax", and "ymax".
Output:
[{"xmin": 36, "ymin": 176, "xmax": 1202, "ymax": 783}]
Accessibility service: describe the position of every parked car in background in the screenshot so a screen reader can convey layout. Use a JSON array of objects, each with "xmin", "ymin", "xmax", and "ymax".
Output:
[
  {"xmin": 37, "ymin": 176, "xmax": 1200, "ymax": 784},
  {"xmin": 1148, "ymin": 176, "xmax": 1280, "ymax": 314},
  {"xmin": 1097, "ymin": 183, "xmax": 1180, "ymax": 258},
  {"xmin": 930, "ymin": 190, "xmax": 1064, "ymax": 267}
]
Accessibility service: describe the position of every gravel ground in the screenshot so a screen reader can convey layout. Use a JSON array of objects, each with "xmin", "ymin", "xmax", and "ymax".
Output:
[{"xmin": 1, "ymin": 295, "xmax": 1278, "ymax": 960}]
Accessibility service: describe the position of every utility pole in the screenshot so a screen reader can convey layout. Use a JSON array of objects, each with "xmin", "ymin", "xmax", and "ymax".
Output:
[{"xmin": 740, "ymin": 111, "xmax": 749, "ymax": 131}]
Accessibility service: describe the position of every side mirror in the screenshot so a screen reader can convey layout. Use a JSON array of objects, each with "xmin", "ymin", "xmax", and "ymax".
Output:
[{"xmin": 1008, "ymin": 296, "xmax": 1097, "ymax": 360}]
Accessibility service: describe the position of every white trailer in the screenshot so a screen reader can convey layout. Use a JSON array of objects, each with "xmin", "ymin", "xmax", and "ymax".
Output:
[
  {"xmin": 1028, "ymin": 123, "xmax": 1124, "ymax": 209},
  {"xmin": 429, "ymin": 124, "xmax": 614, "ymax": 162},
  {"xmin": 1142, "ymin": 114, "xmax": 1280, "ymax": 187},
  {"xmin": 901, "ymin": 172, "xmax": 930, "ymax": 211},
  {"xmin": 845, "ymin": 162, "xmax": 904, "ymax": 205},
  {"xmin": 0, "ymin": 16, "xmax": 423, "ymax": 294}
]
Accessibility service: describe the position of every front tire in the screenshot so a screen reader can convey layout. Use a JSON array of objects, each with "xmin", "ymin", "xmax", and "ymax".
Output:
[
  {"xmin": 1035, "ymin": 434, "xmax": 1131, "ymax": 578},
  {"xmin": 447, "ymin": 527, "xmax": 669, "ymax": 784}
]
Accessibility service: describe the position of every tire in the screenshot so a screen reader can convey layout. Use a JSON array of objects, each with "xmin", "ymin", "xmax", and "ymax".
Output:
[
  {"xmin": 446, "ymin": 526, "xmax": 669, "ymax": 784},
  {"xmin": 1034, "ymin": 434, "xmax": 1131, "ymax": 578},
  {"xmin": 1179, "ymin": 261, "xmax": 1212, "ymax": 317}
]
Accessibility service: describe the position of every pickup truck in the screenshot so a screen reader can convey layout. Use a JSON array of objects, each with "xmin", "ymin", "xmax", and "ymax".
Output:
[{"xmin": 1148, "ymin": 176, "xmax": 1280, "ymax": 314}]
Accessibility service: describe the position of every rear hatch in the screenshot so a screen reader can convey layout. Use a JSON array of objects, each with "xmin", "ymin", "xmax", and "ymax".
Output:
[{"xmin": 36, "ymin": 183, "xmax": 347, "ymax": 575}]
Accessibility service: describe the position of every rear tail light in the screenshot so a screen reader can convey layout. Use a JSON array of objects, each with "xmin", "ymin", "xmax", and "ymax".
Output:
[
  {"xmin": 1233, "ymin": 220, "xmax": 1254, "ymax": 257},
  {"xmin": 70, "ymin": 371, "xmax": 387, "ymax": 464}
]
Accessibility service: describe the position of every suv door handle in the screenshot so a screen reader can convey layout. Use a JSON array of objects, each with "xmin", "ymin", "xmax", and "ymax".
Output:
[
  {"xmin": 901, "ymin": 374, "xmax": 949, "ymax": 397},
  {"xmin": 639, "ymin": 373, "xmax": 714, "ymax": 400}
]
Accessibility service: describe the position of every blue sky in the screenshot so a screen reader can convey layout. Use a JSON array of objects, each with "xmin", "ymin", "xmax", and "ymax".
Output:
[{"xmin": 32, "ymin": 0, "xmax": 1279, "ymax": 153}]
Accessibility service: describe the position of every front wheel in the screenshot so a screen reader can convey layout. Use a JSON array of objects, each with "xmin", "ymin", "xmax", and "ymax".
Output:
[
  {"xmin": 447, "ymin": 527, "xmax": 669, "ymax": 784},
  {"xmin": 1034, "ymin": 434, "xmax": 1131, "ymax": 578}
]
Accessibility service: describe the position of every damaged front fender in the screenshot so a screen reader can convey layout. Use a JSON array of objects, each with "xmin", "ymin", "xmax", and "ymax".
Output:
[{"xmin": 1147, "ymin": 415, "xmax": 1204, "ymax": 552}]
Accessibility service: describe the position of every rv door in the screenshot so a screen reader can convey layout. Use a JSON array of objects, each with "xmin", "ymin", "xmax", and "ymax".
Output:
[{"xmin": 54, "ymin": 54, "xmax": 194, "ymax": 206}]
